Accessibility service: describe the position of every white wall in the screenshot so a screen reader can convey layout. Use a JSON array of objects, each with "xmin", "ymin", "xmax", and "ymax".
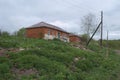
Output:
[{"xmin": 44, "ymin": 34, "xmax": 69, "ymax": 42}]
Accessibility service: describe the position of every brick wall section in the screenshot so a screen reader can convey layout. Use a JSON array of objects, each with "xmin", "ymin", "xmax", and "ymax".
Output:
[
  {"xmin": 69, "ymin": 35, "xmax": 81, "ymax": 43},
  {"xmin": 26, "ymin": 27, "xmax": 69, "ymax": 39},
  {"xmin": 44, "ymin": 28, "xmax": 69, "ymax": 38},
  {"xmin": 26, "ymin": 27, "xmax": 45, "ymax": 38}
]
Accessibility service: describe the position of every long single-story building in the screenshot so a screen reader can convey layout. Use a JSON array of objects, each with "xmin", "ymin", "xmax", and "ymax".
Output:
[
  {"xmin": 26, "ymin": 22, "xmax": 70, "ymax": 42},
  {"xmin": 26, "ymin": 22, "xmax": 81, "ymax": 42}
]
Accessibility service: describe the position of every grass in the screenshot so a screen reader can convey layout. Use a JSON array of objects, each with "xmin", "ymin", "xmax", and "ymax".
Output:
[
  {"xmin": 103, "ymin": 40, "xmax": 120, "ymax": 50},
  {"xmin": 0, "ymin": 36, "xmax": 120, "ymax": 80}
]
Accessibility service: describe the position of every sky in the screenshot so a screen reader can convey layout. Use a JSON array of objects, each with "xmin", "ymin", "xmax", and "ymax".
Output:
[{"xmin": 0, "ymin": 0, "xmax": 120, "ymax": 40}]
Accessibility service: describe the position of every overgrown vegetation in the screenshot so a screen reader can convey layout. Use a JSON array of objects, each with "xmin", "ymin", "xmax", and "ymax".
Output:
[
  {"xmin": 0, "ymin": 35, "xmax": 120, "ymax": 80},
  {"xmin": 103, "ymin": 40, "xmax": 120, "ymax": 50}
]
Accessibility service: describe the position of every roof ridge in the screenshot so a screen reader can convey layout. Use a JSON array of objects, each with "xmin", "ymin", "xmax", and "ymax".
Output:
[
  {"xmin": 26, "ymin": 21, "xmax": 69, "ymax": 33},
  {"xmin": 43, "ymin": 22, "xmax": 65, "ymax": 30}
]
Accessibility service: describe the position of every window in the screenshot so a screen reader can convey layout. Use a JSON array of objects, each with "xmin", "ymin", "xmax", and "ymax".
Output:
[
  {"xmin": 58, "ymin": 32, "xmax": 60, "ymax": 39},
  {"xmin": 52, "ymin": 30, "xmax": 54, "ymax": 35},
  {"xmin": 48, "ymin": 29, "xmax": 51, "ymax": 35}
]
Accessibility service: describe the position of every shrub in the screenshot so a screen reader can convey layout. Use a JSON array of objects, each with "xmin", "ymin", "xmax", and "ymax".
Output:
[
  {"xmin": 15, "ymin": 55, "xmax": 40, "ymax": 69},
  {"xmin": 0, "ymin": 63, "xmax": 12, "ymax": 80},
  {"xmin": 53, "ymin": 38, "xmax": 61, "ymax": 42},
  {"xmin": 0, "ymin": 57, "xmax": 9, "ymax": 64},
  {"xmin": 0, "ymin": 41, "xmax": 18, "ymax": 48},
  {"xmin": 75, "ymin": 59, "xmax": 93, "ymax": 71},
  {"xmin": 0, "ymin": 63, "xmax": 10, "ymax": 74}
]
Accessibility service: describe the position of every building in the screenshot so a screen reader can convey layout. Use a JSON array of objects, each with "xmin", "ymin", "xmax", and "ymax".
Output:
[
  {"xmin": 26, "ymin": 22, "xmax": 70, "ymax": 42},
  {"xmin": 69, "ymin": 34, "xmax": 81, "ymax": 43}
]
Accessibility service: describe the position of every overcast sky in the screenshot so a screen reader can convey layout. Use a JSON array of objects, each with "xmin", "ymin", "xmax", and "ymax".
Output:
[{"xmin": 0, "ymin": 0, "xmax": 120, "ymax": 40}]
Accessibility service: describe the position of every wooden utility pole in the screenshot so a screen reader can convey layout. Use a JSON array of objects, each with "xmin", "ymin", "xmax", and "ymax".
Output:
[
  {"xmin": 106, "ymin": 30, "xmax": 109, "ymax": 58},
  {"xmin": 107, "ymin": 31, "xmax": 108, "ymax": 42},
  {"xmin": 0, "ymin": 27, "xmax": 1, "ymax": 36},
  {"xmin": 86, "ymin": 11, "xmax": 104, "ymax": 47},
  {"xmin": 0, "ymin": 29, "xmax": 1, "ymax": 36},
  {"xmin": 100, "ymin": 11, "xmax": 103, "ymax": 47}
]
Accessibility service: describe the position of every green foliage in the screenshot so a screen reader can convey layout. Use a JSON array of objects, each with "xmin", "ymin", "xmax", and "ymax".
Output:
[
  {"xmin": 16, "ymin": 28, "xmax": 25, "ymax": 37},
  {"xmin": 0, "ymin": 57, "xmax": 9, "ymax": 63},
  {"xmin": 15, "ymin": 55, "xmax": 40, "ymax": 69},
  {"xmin": 0, "ymin": 36, "xmax": 120, "ymax": 80},
  {"xmin": 53, "ymin": 38, "xmax": 62, "ymax": 41},
  {"xmin": 88, "ymin": 41, "xmax": 101, "ymax": 52},
  {"xmin": 0, "ymin": 63, "xmax": 13, "ymax": 80},
  {"xmin": 103, "ymin": 40, "xmax": 120, "ymax": 49},
  {"xmin": 0, "ymin": 41, "xmax": 18, "ymax": 48},
  {"xmin": 81, "ymin": 34, "xmax": 88, "ymax": 43},
  {"xmin": 1, "ymin": 31, "xmax": 10, "ymax": 37},
  {"xmin": 0, "ymin": 63, "xmax": 10, "ymax": 74}
]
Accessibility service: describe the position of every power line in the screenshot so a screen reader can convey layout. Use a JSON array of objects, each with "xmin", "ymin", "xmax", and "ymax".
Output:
[
  {"xmin": 55, "ymin": 0, "xmax": 96, "ymax": 13},
  {"xmin": 64, "ymin": 0, "xmax": 95, "ymax": 12},
  {"xmin": 55, "ymin": 0, "xmax": 83, "ymax": 12}
]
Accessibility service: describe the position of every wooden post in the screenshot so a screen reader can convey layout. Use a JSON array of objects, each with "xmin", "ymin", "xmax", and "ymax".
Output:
[
  {"xmin": 106, "ymin": 30, "xmax": 109, "ymax": 58},
  {"xmin": 100, "ymin": 11, "xmax": 103, "ymax": 47},
  {"xmin": 86, "ymin": 11, "xmax": 103, "ymax": 47},
  {"xmin": 0, "ymin": 29, "xmax": 1, "ymax": 36}
]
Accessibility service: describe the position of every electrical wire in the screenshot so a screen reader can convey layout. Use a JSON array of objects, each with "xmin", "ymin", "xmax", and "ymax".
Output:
[{"xmin": 55, "ymin": 0, "xmax": 96, "ymax": 13}]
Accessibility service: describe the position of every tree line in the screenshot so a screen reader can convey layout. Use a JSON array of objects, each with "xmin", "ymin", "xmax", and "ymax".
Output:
[{"xmin": 0, "ymin": 28, "xmax": 25, "ymax": 37}]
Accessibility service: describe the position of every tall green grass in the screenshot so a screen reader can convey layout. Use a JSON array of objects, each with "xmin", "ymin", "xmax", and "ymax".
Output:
[{"xmin": 0, "ymin": 36, "xmax": 120, "ymax": 80}]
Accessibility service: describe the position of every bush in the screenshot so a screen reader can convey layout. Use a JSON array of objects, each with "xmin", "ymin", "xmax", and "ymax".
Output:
[
  {"xmin": 0, "ymin": 63, "xmax": 12, "ymax": 80},
  {"xmin": 15, "ymin": 54, "xmax": 68, "ymax": 75},
  {"xmin": 53, "ymin": 38, "xmax": 61, "ymax": 42},
  {"xmin": 0, "ymin": 57, "xmax": 9, "ymax": 64},
  {"xmin": 15, "ymin": 55, "xmax": 40, "ymax": 69},
  {"xmin": 80, "ymin": 34, "xmax": 89, "ymax": 44},
  {"xmin": 0, "ymin": 63, "xmax": 10, "ymax": 74},
  {"xmin": 17, "ymin": 49, "xmax": 73, "ymax": 65},
  {"xmin": 75, "ymin": 59, "xmax": 93, "ymax": 71},
  {"xmin": 0, "ymin": 41, "xmax": 18, "ymax": 48}
]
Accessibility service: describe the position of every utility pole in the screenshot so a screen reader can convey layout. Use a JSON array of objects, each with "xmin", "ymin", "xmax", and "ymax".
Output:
[
  {"xmin": 107, "ymin": 30, "xmax": 109, "ymax": 41},
  {"xmin": 106, "ymin": 30, "xmax": 109, "ymax": 58},
  {"xmin": 0, "ymin": 29, "xmax": 1, "ymax": 36},
  {"xmin": 0, "ymin": 26, "xmax": 1, "ymax": 36},
  {"xmin": 86, "ymin": 11, "xmax": 103, "ymax": 47},
  {"xmin": 100, "ymin": 11, "xmax": 103, "ymax": 47}
]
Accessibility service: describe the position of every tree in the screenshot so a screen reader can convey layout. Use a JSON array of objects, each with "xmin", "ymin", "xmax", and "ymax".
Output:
[
  {"xmin": 1, "ymin": 31, "xmax": 10, "ymax": 37},
  {"xmin": 17, "ymin": 28, "xmax": 25, "ymax": 37},
  {"xmin": 0, "ymin": 29, "xmax": 1, "ymax": 36},
  {"xmin": 80, "ymin": 34, "xmax": 88, "ymax": 43},
  {"xmin": 81, "ymin": 13, "xmax": 96, "ymax": 42}
]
